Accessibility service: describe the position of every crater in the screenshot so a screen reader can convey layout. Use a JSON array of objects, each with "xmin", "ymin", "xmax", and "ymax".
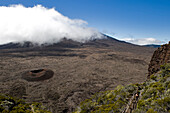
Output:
[
  {"xmin": 22, "ymin": 69, "xmax": 54, "ymax": 81},
  {"xmin": 30, "ymin": 69, "xmax": 44, "ymax": 73}
]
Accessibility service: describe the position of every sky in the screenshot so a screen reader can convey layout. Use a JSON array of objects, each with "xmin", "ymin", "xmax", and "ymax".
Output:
[{"xmin": 0, "ymin": 0, "xmax": 169, "ymax": 45}]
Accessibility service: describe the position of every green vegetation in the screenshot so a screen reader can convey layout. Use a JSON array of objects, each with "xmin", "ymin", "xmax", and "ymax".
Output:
[
  {"xmin": 134, "ymin": 63, "xmax": 170, "ymax": 113},
  {"xmin": 73, "ymin": 83, "xmax": 139, "ymax": 113},
  {"xmin": 0, "ymin": 94, "xmax": 51, "ymax": 113},
  {"xmin": 74, "ymin": 63, "xmax": 170, "ymax": 113}
]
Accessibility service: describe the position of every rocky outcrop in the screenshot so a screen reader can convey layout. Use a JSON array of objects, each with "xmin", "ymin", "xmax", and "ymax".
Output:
[{"xmin": 148, "ymin": 42, "xmax": 170, "ymax": 78}]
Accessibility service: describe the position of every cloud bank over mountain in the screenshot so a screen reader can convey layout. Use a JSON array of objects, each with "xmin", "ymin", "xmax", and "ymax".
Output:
[
  {"xmin": 120, "ymin": 38, "xmax": 163, "ymax": 45},
  {"xmin": 0, "ymin": 5, "xmax": 102, "ymax": 45}
]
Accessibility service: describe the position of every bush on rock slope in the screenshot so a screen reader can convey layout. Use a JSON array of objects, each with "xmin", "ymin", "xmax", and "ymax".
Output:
[
  {"xmin": 0, "ymin": 94, "xmax": 51, "ymax": 113},
  {"xmin": 74, "ymin": 63, "xmax": 170, "ymax": 113}
]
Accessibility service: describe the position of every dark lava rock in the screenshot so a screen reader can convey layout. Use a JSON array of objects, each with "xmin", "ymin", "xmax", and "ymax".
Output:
[
  {"xmin": 45, "ymin": 90, "xmax": 60, "ymax": 101},
  {"xmin": 9, "ymin": 81, "xmax": 26, "ymax": 98}
]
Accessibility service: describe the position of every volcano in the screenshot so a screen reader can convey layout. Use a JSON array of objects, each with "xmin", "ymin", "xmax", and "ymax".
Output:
[{"xmin": 0, "ymin": 35, "xmax": 155, "ymax": 113}]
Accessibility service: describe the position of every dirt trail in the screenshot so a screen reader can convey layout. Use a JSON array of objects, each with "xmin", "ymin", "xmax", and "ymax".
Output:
[{"xmin": 123, "ymin": 89, "xmax": 140, "ymax": 113}]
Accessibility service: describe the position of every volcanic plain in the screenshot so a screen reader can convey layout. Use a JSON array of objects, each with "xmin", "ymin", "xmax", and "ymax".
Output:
[{"xmin": 0, "ymin": 37, "xmax": 155, "ymax": 113}]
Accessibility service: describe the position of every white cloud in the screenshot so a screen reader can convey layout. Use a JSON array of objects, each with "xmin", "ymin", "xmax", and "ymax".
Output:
[
  {"xmin": 119, "ymin": 38, "xmax": 162, "ymax": 45},
  {"xmin": 0, "ymin": 4, "xmax": 102, "ymax": 45}
]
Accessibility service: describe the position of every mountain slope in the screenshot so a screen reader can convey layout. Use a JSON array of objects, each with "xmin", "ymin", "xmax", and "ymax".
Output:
[
  {"xmin": 0, "ymin": 35, "xmax": 154, "ymax": 53},
  {"xmin": 144, "ymin": 44, "xmax": 161, "ymax": 48}
]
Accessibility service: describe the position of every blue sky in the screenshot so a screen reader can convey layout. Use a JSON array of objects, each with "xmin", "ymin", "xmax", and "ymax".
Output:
[{"xmin": 0, "ymin": 0, "xmax": 169, "ymax": 45}]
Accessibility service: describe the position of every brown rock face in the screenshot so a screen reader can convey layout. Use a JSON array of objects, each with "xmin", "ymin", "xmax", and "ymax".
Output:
[{"xmin": 148, "ymin": 42, "xmax": 170, "ymax": 78}]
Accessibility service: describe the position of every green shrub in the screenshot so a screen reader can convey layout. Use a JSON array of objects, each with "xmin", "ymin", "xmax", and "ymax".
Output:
[
  {"xmin": 0, "ymin": 94, "xmax": 51, "ymax": 113},
  {"xmin": 150, "ymin": 74, "xmax": 157, "ymax": 80},
  {"xmin": 147, "ymin": 108, "xmax": 157, "ymax": 113}
]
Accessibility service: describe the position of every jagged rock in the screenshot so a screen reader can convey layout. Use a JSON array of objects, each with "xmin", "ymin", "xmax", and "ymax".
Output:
[{"xmin": 148, "ymin": 42, "xmax": 170, "ymax": 78}]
